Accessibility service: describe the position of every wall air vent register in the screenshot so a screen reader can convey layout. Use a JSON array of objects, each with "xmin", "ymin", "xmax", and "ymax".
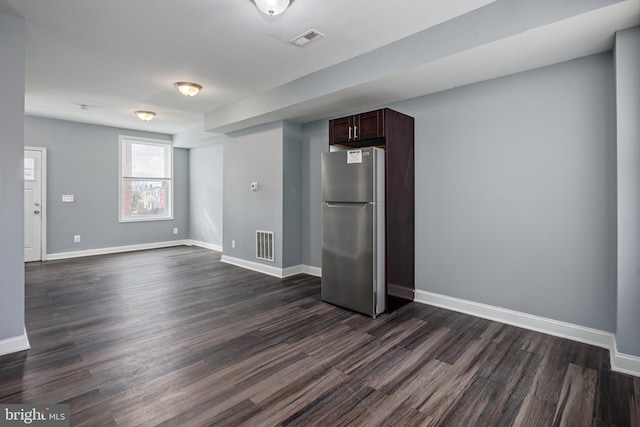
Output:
[{"xmin": 256, "ymin": 230, "xmax": 275, "ymax": 262}]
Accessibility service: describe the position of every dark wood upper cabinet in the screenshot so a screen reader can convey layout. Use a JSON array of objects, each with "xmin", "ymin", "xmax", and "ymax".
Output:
[
  {"xmin": 328, "ymin": 116, "xmax": 352, "ymax": 145},
  {"xmin": 328, "ymin": 107, "xmax": 415, "ymax": 314},
  {"xmin": 329, "ymin": 110, "xmax": 385, "ymax": 145},
  {"xmin": 355, "ymin": 110, "xmax": 385, "ymax": 141}
]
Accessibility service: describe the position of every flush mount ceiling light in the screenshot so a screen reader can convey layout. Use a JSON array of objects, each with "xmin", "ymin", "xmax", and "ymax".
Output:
[
  {"xmin": 174, "ymin": 82, "xmax": 202, "ymax": 97},
  {"xmin": 251, "ymin": 0, "xmax": 293, "ymax": 16},
  {"xmin": 135, "ymin": 110, "xmax": 156, "ymax": 122}
]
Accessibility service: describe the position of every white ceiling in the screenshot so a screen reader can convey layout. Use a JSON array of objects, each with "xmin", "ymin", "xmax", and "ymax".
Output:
[{"xmin": 1, "ymin": 0, "xmax": 639, "ymax": 146}]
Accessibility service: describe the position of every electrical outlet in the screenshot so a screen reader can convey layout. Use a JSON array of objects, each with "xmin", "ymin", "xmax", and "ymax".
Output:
[
  {"xmin": 73, "ymin": 235, "xmax": 81, "ymax": 243},
  {"xmin": 173, "ymin": 227, "xmax": 178, "ymax": 235},
  {"xmin": 232, "ymin": 240, "xmax": 236, "ymax": 249}
]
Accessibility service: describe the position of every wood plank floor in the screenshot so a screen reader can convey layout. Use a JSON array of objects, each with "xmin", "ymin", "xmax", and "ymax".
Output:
[{"xmin": 1, "ymin": 246, "xmax": 638, "ymax": 426}]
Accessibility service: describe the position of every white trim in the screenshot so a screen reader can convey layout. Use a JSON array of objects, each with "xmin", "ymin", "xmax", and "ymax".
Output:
[
  {"xmin": 282, "ymin": 265, "xmax": 305, "ymax": 277},
  {"xmin": 118, "ymin": 135, "xmax": 174, "ymax": 223},
  {"xmin": 187, "ymin": 239, "xmax": 223, "ymax": 252},
  {"xmin": 0, "ymin": 329, "xmax": 30, "ymax": 357},
  {"xmin": 221, "ymin": 255, "xmax": 319, "ymax": 279},
  {"xmin": 24, "ymin": 146, "xmax": 47, "ymax": 261},
  {"xmin": 414, "ymin": 290, "xmax": 640, "ymax": 377},
  {"xmin": 282, "ymin": 265, "xmax": 321, "ymax": 277},
  {"xmin": 301, "ymin": 265, "xmax": 322, "ymax": 277},
  {"xmin": 221, "ymin": 255, "xmax": 285, "ymax": 278},
  {"xmin": 44, "ymin": 241, "xmax": 319, "ymax": 282},
  {"xmin": 612, "ymin": 337, "xmax": 640, "ymax": 377},
  {"xmin": 414, "ymin": 290, "xmax": 613, "ymax": 350},
  {"xmin": 46, "ymin": 240, "xmax": 190, "ymax": 260}
]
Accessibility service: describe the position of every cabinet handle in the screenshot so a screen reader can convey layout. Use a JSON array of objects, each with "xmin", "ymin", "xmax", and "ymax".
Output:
[
  {"xmin": 354, "ymin": 125, "xmax": 358, "ymax": 139},
  {"xmin": 348, "ymin": 126, "xmax": 352, "ymax": 140}
]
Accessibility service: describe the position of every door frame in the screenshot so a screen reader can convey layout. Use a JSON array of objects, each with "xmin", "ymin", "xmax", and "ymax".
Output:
[{"xmin": 24, "ymin": 146, "xmax": 47, "ymax": 261}]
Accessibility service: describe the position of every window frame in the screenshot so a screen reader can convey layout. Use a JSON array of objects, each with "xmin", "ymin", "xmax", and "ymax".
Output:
[{"xmin": 118, "ymin": 135, "xmax": 174, "ymax": 223}]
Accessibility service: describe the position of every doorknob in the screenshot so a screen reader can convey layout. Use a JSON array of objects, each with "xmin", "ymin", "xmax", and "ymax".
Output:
[{"xmin": 34, "ymin": 210, "xmax": 40, "ymax": 214}]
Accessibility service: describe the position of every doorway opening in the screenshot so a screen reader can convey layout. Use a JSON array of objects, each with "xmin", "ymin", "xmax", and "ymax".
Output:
[{"xmin": 24, "ymin": 147, "xmax": 47, "ymax": 262}]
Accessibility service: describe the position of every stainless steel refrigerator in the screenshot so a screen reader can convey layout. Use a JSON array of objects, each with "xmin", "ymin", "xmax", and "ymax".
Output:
[{"xmin": 321, "ymin": 147, "xmax": 385, "ymax": 317}]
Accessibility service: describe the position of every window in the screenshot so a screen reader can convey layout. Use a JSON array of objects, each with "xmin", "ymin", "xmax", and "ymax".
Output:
[
  {"xmin": 119, "ymin": 136, "xmax": 172, "ymax": 222},
  {"xmin": 24, "ymin": 158, "xmax": 36, "ymax": 181}
]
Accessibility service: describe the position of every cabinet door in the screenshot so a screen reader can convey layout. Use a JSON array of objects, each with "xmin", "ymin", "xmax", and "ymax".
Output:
[
  {"xmin": 354, "ymin": 110, "xmax": 384, "ymax": 141},
  {"xmin": 329, "ymin": 116, "xmax": 352, "ymax": 145}
]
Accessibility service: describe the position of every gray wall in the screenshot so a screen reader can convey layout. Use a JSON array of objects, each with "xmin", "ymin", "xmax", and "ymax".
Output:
[
  {"xmin": 615, "ymin": 27, "xmax": 640, "ymax": 356},
  {"xmin": 189, "ymin": 141, "xmax": 223, "ymax": 247},
  {"xmin": 223, "ymin": 122, "xmax": 284, "ymax": 267},
  {"xmin": 24, "ymin": 116, "xmax": 189, "ymax": 254},
  {"xmin": 282, "ymin": 122, "xmax": 302, "ymax": 268},
  {"xmin": 404, "ymin": 53, "xmax": 617, "ymax": 332},
  {"xmin": 301, "ymin": 52, "xmax": 617, "ymax": 333},
  {"xmin": 0, "ymin": 12, "xmax": 25, "ymax": 341}
]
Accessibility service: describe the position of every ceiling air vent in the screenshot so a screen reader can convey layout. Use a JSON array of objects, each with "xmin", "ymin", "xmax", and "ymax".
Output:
[{"xmin": 290, "ymin": 29, "xmax": 324, "ymax": 47}]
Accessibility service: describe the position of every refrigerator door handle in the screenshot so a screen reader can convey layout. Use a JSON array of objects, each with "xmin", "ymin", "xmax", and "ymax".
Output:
[{"xmin": 324, "ymin": 202, "xmax": 372, "ymax": 208}]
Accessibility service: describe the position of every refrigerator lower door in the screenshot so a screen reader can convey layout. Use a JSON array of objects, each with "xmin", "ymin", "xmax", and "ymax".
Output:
[{"xmin": 321, "ymin": 202, "xmax": 377, "ymax": 316}]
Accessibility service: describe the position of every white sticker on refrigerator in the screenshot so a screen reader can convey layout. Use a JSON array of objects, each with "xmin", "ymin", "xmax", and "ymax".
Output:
[{"xmin": 347, "ymin": 149, "xmax": 362, "ymax": 164}]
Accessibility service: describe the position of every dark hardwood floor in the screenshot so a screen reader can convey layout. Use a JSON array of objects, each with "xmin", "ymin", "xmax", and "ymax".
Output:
[{"xmin": 1, "ymin": 246, "xmax": 638, "ymax": 426}]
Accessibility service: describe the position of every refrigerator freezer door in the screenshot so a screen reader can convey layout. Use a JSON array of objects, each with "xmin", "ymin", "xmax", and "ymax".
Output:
[
  {"xmin": 322, "ymin": 148, "xmax": 376, "ymax": 203},
  {"xmin": 321, "ymin": 201, "xmax": 376, "ymax": 316}
]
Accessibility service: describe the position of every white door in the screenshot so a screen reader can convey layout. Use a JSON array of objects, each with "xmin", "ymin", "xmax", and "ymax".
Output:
[{"xmin": 24, "ymin": 148, "xmax": 45, "ymax": 262}]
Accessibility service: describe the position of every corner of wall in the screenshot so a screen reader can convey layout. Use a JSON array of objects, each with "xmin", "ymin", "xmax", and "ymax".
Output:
[
  {"xmin": 0, "ymin": 11, "xmax": 26, "ymax": 345},
  {"xmin": 0, "ymin": 329, "xmax": 30, "ymax": 357}
]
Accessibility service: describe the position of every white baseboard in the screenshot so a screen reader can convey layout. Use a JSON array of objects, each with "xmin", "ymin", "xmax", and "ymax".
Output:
[
  {"xmin": 301, "ymin": 265, "xmax": 322, "ymax": 277},
  {"xmin": 612, "ymin": 338, "xmax": 640, "ymax": 377},
  {"xmin": 281, "ymin": 265, "xmax": 305, "ymax": 277},
  {"xmin": 187, "ymin": 239, "xmax": 223, "ymax": 252},
  {"xmin": 46, "ymin": 240, "xmax": 191, "ymax": 260},
  {"xmin": 0, "ymin": 329, "xmax": 30, "ymax": 357},
  {"xmin": 414, "ymin": 290, "xmax": 639, "ymax": 377},
  {"xmin": 221, "ymin": 255, "xmax": 320, "ymax": 279},
  {"xmin": 45, "ymin": 241, "xmax": 319, "ymax": 281},
  {"xmin": 414, "ymin": 290, "xmax": 614, "ymax": 350},
  {"xmin": 221, "ymin": 255, "xmax": 286, "ymax": 278},
  {"xmin": 281, "ymin": 265, "xmax": 321, "ymax": 278}
]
